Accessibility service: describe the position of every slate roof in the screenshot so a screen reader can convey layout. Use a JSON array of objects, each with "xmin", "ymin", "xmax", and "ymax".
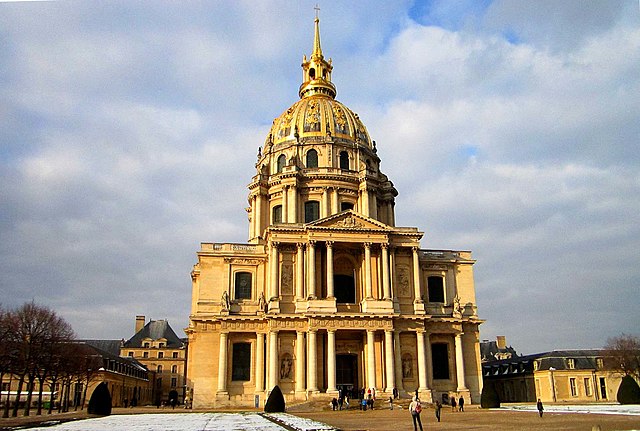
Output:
[
  {"xmin": 122, "ymin": 319, "xmax": 185, "ymax": 348},
  {"xmin": 480, "ymin": 340, "xmax": 519, "ymax": 362},
  {"xmin": 482, "ymin": 349, "xmax": 606, "ymax": 377},
  {"xmin": 83, "ymin": 339, "xmax": 123, "ymax": 356}
]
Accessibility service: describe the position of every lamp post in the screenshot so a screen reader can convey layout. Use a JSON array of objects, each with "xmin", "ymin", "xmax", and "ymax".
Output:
[{"xmin": 549, "ymin": 367, "xmax": 556, "ymax": 402}]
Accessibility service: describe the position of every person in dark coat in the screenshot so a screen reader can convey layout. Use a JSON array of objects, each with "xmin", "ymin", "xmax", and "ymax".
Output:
[
  {"xmin": 434, "ymin": 400, "xmax": 442, "ymax": 422},
  {"xmin": 458, "ymin": 396, "xmax": 464, "ymax": 412},
  {"xmin": 537, "ymin": 398, "xmax": 544, "ymax": 417},
  {"xmin": 451, "ymin": 397, "xmax": 457, "ymax": 411}
]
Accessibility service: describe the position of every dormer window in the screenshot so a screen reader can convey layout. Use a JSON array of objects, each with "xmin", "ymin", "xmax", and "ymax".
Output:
[{"xmin": 567, "ymin": 358, "xmax": 575, "ymax": 369}]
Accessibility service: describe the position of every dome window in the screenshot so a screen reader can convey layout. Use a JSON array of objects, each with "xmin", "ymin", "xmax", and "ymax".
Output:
[
  {"xmin": 277, "ymin": 154, "xmax": 286, "ymax": 173},
  {"xmin": 309, "ymin": 68, "xmax": 316, "ymax": 80},
  {"xmin": 304, "ymin": 201, "xmax": 320, "ymax": 223},
  {"xmin": 272, "ymin": 205, "xmax": 282, "ymax": 224},
  {"xmin": 306, "ymin": 149, "xmax": 318, "ymax": 168},
  {"xmin": 339, "ymin": 151, "xmax": 349, "ymax": 170}
]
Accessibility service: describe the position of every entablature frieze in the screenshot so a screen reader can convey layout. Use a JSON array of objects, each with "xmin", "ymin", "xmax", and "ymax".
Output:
[
  {"xmin": 309, "ymin": 317, "xmax": 394, "ymax": 331},
  {"xmin": 223, "ymin": 258, "xmax": 265, "ymax": 265}
]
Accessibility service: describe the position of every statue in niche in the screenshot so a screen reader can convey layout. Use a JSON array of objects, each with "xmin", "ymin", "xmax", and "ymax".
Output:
[
  {"xmin": 402, "ymin": 354, "xmax": 413, "ymax": 378},
  {"xmin": 221, "ymin": 291, "xmax": 230, "ymax": 311},
  {"xmin": 280, "ymin": 354, "xmax": 293, "ymax": 379},
  {"xmin": 453, "ymin": 295, "xmax": 464, "ymax": 318},
  {"xmin": 397, "ymin": 266, "xmax": 410, "ymax": 297},
  {"xmin": 258, "ymin": 292, "xmax": 267, "ymax": 313},
  {"xmin": 280, "ymin": 263, "xmax": 293, "ymax": 295}
]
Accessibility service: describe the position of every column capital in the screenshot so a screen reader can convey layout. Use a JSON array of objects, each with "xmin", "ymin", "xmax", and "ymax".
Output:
[
  {"xmin": 412, "ymin": 246, "xmax": 419, "ymax": 253},
  {"xmin": 327, "ymin": 328, "xmax": 337, "ymax": 334},
  {"xmin": 380, "ymin": 242, "xmax": 389, "ymax": 250},
  {"xmin": 308, "ymin": 240, "xmax": 317, "ymax": 247},
  {"xmin": 271, "ymin": 241, "xmax": 280, "ymax": 248},
  {"xmin": 296, "ymin": 242, "xmax": 306, "ymax": 249},
  {"xmin": 364, "ymin": 242, "xmax": 372, "ymax": 249},
  {"xmin": 326, "ymin": 240, "xmax": 334, "ymax": 248}
]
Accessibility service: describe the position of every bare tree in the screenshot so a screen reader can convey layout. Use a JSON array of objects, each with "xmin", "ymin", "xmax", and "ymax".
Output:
[
  {"xmin": 4, "ymin": 302, "xmax": 75, "ymax": 417},
  {"xmin": 603, "ymin": 334, "xmax": 640, "ymax": 379}
]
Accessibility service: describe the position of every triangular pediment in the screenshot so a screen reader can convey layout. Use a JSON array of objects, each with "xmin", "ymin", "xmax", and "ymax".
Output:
[{"xmin": 307, "ymin": 210, "xmax": 390, "ymax": 231}]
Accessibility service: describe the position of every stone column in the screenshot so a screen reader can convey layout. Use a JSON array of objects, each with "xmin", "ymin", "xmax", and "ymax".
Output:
[
  {"xmin": 308, "ymin": 241, "xmax": 316, "ymax": 299},
  {"xmin": 425, "ymin": 332, "xmax": 433, "ymax": 390},
  {"xmin": 296, "ymin": 243, "xmax": 305, "ymax": 300},
  {"xmin": 282, "ymin": 185, "xmax": 288, "ymax": 223},
  {"xmin": 364, "ymin": 242, "xmax": 373, "ymax": 299},
  {"xmin": 366, "ymin": 330, "xmax": 376, "ymax": 389},
  {"xmin": 290, "ymin": 184, "xmax": 298, "ymax": 223},
  {"xmin": 455, "ymin": 333, "xmax": 467, "ymax": 391},
  {"xmin": 416, "ymin": 330, "xmax": 428, "ymax": 391},
  {"xmin": 322, "ymin": 187, "xmax": 329, "ymax": 218},
  {"xmin": 249, "ymin": 195, "xmax": 256, "ymax": 239},
  {"xmin": 361, "ymin": 188, "xmax": 370, "ymax": 217},
  {"xmin": 326, "ymin": 241, "xmax": 334, "ymax": 298},
  {"xmin": 393, "ymin": 331, "xmax": 404, "ymax": 391},
  {"xmin": 268, "ymin": 331, "xmax": 279, "ymax": 391},
  {"xmin": 331, "ymin": 187, "xmax": 339, "ymax": 214},
  {"xmin": 255, "ymin": 194, "xmax": 263, "ymax": 238},
  {"xmin": 381, "ymin": 243, "xmax": 391, "ymax": 300},
  {"xmin": 384, "ymin": 330, "xmax": 395, "ymax": 392},
  {"xmin": 217, "ymin": 332, "xmax": 228, "ymax": 394},
  {"xmin": 389, "ymin": 247, "xmax": 396, "ymax": 300},
  {"xmin": 370, "ymin": 192, "xmax": 377, "ymax": 220},
  {"xmin": 307, "ymin": 330, "xmax": 318, "ymax": 392},
  {"xmin": 296, "ymin": 331, "xmax": 306, "ymax": 393},
  {"xmin": 327, "ymin": 330, "xmax": 337, "ymax": 393},
  {"xmin": 269, "ymin": 242, "xmax": 279, "ymax": 300},
  {"xmin": 412, "ymin": 247, "xmax": 422, "ymax": 302},
  {"xmin": 255, "ymin": 333, "xmax": 265, "ymax": 392}
]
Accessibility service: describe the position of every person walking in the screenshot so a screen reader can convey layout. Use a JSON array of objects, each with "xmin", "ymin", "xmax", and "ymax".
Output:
[
  {"xmin": 451, "ymin": 396, "xmax": 457, "ymax": 412},
  {"xmin": 458, "ymin": 396, "xmax": 464, "ymax": 412},
  {"xmin": 409, "ymin": 396, "xmax": 424, "ymax": 431},
  {"xmin": 434, "ymin": 400, "xmax": 442, "ymax": 422},
  {"xmin": 388, "ymin": 396, "xmax": 394, "ymax": 410},
  {"xmin": 537, "ymin": 398, "xmax": 544, "ymax": 417}
]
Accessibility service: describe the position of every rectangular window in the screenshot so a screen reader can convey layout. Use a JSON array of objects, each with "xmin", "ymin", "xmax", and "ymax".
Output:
[
  {"xmin": 234, "ymin": 272, "xmax": 252, "ymax": 299},
  {"xmin": 272, "ymin": 205, "xmax": 282, "ymax": 224},
  {"xmin": 427, "ymin": 276, "xmax": 445, "ymax": 303},
  {"xmin": 128, "ymin": 351, "xmax": 134, "ymax": 357},
  {"xmin": 431, "ymin": 343, "xmax": 450, "ymax": 380},
  {"xmin": 143, "ymin": 342, "xmax": 150, "ymax": 348},
  {"xmin": 171, "ymin": 377, "xmax": 177, "ymax": 388},
  {"xmin": 232, "ymin": 343, "xmax": 251, "ymax": 381},
  {"xmin": 570, "ymin": 378, "xmax": 577, "ymax": 396},
  {"xmin": 340, "ymin": 202, "xmax": 354, "ymax": 211},
  {"xmin": 1, "ymin": 383, "xmax": 9, "ymax": 391},
  {"xmin": 584, "ymin": 378, "xmax": 592, "ymax": 397},
  {"xmin": 600, "ymin": 377, "xmax": 607, "ymax": 399},
  {"xmin": 158, "ymin": 352, "xmax": 164, "ymax": 359},
  {"xmin": 143, "ymin": 352, "xmax": 149, "ymax": 358},
  {"xmin": 172, "ymin": 352, "xmax": 179, "ymax": 359},
  {"xmin": 304, "ymin": 201, "xmax": 320, "ymax": 223}
]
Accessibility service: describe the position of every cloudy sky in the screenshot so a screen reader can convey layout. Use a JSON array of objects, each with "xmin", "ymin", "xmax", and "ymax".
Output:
[{"xmin": 1, "ymin": 1, "xmax": 638, "ymax": 355}]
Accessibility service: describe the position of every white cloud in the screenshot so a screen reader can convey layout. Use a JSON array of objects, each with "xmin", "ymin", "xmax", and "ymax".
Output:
[{"xmin": 0, "ymin": 1, "xmax": 638, "ymax": 354}]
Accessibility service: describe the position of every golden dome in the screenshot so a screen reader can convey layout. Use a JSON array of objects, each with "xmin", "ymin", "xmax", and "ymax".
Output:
[
  {"xmin": 265, "ymin": 17, "xmax": 373, "ymax": 149},
  {"xmin": 268, "ymin": 96, "xmax": 372, "ymax": 147}
]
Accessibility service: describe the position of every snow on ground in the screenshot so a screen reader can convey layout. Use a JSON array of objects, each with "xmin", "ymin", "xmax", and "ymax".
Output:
[
  {"xmin": 25, "ymin": 412, "xmax": 337, "ymax": 431},
  {"xmin": 500, "ymin": 404, "xmax": 640, "ymax": 416}
]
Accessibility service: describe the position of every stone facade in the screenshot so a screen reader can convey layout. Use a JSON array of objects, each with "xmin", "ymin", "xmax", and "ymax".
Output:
[{"xmin": 186, "ymin": 17, "xmax": 484, "ymax": 408}]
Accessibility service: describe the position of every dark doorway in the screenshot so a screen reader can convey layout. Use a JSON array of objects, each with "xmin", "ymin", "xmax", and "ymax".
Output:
[
  {"xmin": 335, "ymin": 274, "xmax": 356, "ymax": 303},
  {"xmin": 336, "ymin": 354, "xmax": 358, "ymax": 397}
]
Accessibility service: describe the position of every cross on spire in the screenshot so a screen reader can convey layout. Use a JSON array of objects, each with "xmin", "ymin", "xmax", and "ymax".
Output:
[{"xmin": 314, "ymin": 4, "xmax": 320, "ymax": 19}]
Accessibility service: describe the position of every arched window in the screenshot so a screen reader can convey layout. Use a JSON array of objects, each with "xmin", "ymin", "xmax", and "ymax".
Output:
[
  {"xmin": 304, "ymin": 201, "xmax": 320, "ymax": 223},
  {"xmin": 306, "ymin": 149, "xmax": 318, "ymax": 168},
  {"xmin": 339, "ymin": 151, "xmax": 349, "ymax": 170},
  {"xmin": 277, "ymin": 154, "xmax": 286, "ymax": 173},
  {"xmin": 427, "ymin": 276, "xmax": 445, "ymax": 303},
  {"xmin": 309, "ymin": 68, "xmax": 316, "ymax": 79},
  {"xmin": 234, "ymin": 272, "xmax": 252, "ymax": 300},
  {"xmin": 157, "ymin": 365, "xmax": 163, "ymax": 374},
  {"xmin": 272, "ymin": 205, "xmax": 282, "ymax": 224},
  {"xmin": 171, "ymin": 365, "xmax": 178, "ymax": 374}
]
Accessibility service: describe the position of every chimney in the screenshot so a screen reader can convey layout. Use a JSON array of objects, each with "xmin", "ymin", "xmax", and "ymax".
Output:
[
  {"xmin": 135, "ymin": 315, "xmax": 145, "ymax": 333},
  {"xmin": 496, "ymin": 335, "xmax": 506, "ymax": 349}
]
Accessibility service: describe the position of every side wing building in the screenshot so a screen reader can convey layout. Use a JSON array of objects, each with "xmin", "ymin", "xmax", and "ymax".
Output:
[{"xmin": 187, "ymin": 17, "xmax": 483, "ymax": 408}]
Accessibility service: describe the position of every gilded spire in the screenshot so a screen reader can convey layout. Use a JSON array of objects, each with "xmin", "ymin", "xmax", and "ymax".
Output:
[
  {"xmin": 312, "ymin": 16, "xmax": 322, "ymax": 59},
  {"xmin": 299, "ymin": 11, "xmax": 336, "ymax": 99}
]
